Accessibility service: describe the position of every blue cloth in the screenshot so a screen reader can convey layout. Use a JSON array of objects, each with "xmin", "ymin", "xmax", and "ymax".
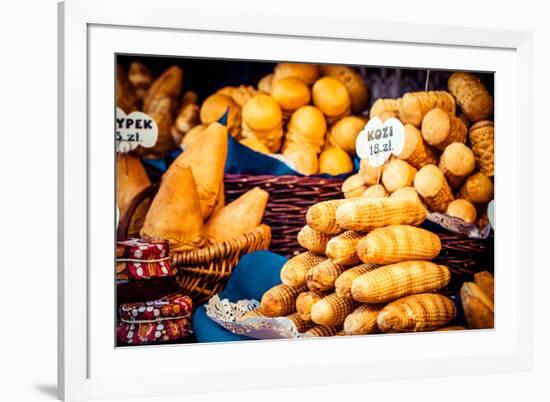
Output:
[
  {"xmin": 225, "ymin": 134, "xmax": 300, "ymax": 175},
  {"xmin": 353, "ymin": 155, "xmax": 361, "ymax": 172},
  {"xmin": 142, "ymin": 108, "xmax": 358, "ymax": 178},
  {"xmin": 193, "ymin": 250, "xmax": 287, "ymax": 343},
  {"xmin": 449, "ymin": 293, "xmax": 466, "ymax": 327},
  {"xmin": 141, "ymin": 148, "xmax": 182, "ymax": 178},
  {"xmin": 225, "ymin": 134, "xmax": 356, "ymax": 178}
]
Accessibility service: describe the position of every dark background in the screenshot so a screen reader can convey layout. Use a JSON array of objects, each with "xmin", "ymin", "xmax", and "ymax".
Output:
[{"xmin": 117, "ymin": 54, "xmax": 494, "ymax": 109}]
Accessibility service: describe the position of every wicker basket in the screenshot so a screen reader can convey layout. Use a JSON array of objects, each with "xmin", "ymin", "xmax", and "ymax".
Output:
[
  {"xmin": 224, "ymin": 173, "xmax": 344, "ymax": 257},
  {"xmin": 118, "ymin": 184, "xmax": 272, "ymax": 305},
  {"xmin": 172, "ymin": 225, "xmax": 271, "ymax": 304},
  {"xmin": 224, "ymin": 173, "xmax": 493, "ymax": 284},
  {"xmin": 434, "ymin": 233, "xmax": 494, "ymax": 290},
  {"xmin": 119, "ymin": 179, "xmax": 492, "ymax": 296}
]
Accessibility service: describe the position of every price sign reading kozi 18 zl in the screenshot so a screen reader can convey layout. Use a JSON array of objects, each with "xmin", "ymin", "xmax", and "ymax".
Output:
[
  {"xmin": 116, "ymin": 107, "xmax": 158, "ymax": 153},
  {"xmin": 355, "ymin": 117, "xmax": 405, "ymax": 167}
]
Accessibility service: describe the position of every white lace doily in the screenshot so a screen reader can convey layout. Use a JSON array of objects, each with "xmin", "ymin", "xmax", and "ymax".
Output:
[
  {"xmin": 427, "ymin": 213, "xmax": 491, "ymax": 239},
  {"xmin": 205, "ymin": 295, "xmax": 304, "ymax": 339}
]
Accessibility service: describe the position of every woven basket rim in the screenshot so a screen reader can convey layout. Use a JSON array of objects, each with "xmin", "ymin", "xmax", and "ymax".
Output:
[
  {"xmin": 171, "ymin": 224, "xmax": 271, "ymax": 266},
  {"xmin": 223, "ymin": 172, "xmax": 346, "ymax": 184}
]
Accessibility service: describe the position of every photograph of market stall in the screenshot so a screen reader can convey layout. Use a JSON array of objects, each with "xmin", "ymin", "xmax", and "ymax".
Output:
[{"xmin": 115, "ymin": 56, "xmax": 494, "ymax": 346}]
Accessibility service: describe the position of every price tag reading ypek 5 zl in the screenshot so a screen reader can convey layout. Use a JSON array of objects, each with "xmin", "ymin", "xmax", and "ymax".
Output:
[
  {"xmin": 356, "ymin": 117, "xmax": 405, "ymax": 167},
  {"xmin": 116, "ymin": 107, "xmax": 159, "ymax": 153}
]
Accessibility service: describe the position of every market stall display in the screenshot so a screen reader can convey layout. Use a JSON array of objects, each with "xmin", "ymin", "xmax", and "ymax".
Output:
[{"xmin": 115, "ymin": 57, "xmax": 494, "ymax": 345}]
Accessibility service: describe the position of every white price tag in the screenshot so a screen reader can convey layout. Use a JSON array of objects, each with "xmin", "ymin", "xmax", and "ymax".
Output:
[
  {"xmin": 356, "ymin": 117, "xmax": 405, "ymax": 167},
  {"xmin": 487, "ymin": 200, "xmax": 494, "ymax": 230},
  {"xmin": 116, "ymin": 107, "xmax": 158, "ymax": 153}
]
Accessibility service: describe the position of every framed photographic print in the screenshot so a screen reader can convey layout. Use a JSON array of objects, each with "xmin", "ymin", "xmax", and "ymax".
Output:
[{"xmin": 58, "ymin": 0, "xmax": 533, "ymax": 400}]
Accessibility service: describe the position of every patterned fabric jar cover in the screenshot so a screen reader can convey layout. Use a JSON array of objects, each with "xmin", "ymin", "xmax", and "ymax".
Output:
[
  {"xmin": 119, "ymin": 294, "xmax": 193, "ymax": 322},
  {"xmin": 117, "ymin": 317, "xmax": 192, "ymax": 345},
  {"xmin": 116, "ymin": 238, "xmax": 176, "ymax": 280}
]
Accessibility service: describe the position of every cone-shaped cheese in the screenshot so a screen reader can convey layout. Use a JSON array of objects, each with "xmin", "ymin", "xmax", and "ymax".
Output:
[
  {"xmin": 172, "ymin": 122, "xmax": 228, "ymax": 219},
  {"xmin": 381, "ymin": 159, "xmax": 417, "ymax": 193},
  {"xmin": 396, "ymin": 124, "xmax": 438, "ymax": 169},
  {"xmin": 312, "ymin": 77, "xmax": 351, "ymax": 123},
  {"xmin": 116, "ymin": 154, "xmax": 151, "ymax": 214},
  {"xmin": 210, "ymin": 181, "xmax": 225, "ymax": 217},
  {"xmin": 414, "ymin": 164, "xmax": 454, "ymax": 212},
  {"xmin": 296, "ymin": 291, "xmax": 329, "ymax": 321},
  {"xmin": 448, "ymin": 72, "xmax": 493, "ymax": 122},
  {"xmin": 474, "ymin": 271, "xmax": 494, "ymax": 304},
  {"xmin": 282, "ymin": 144, "xmax": 319, "ymax": 176},
  {"xmin": 377, "ymin": 293, "xmax": 456, "ymax": 333},
  {"xmin": 457, "ymin": 172, "xmax": 494, "ymax": 205},
  {"xmin": 217, "ymin": 85, "xmax": 259, "ymax": 107},
  {"xmin": 320, "ymin": 65, "xmax": 369, "ymax": 114},
  {"xmin": 242, "ymin": 94, "xmax": 283, "ymax": 131},
  {"xmin": 310, "ymin": 293, "xmax": 358, "ymax": 326},
  {"xmin": 116, "ymin": 64, "xmax": 138, "ymax": 113},
  {"xmin": 328, "ymin": 115, "xmax": 366, "ymax": 154},
  {"xmin": 360, "ymin": 158, "xmax": 385, "ymax": 185},
  {"xmin": 297, "ymin": 225, "xmax": 332, "ymax": 254},
  {"xmin": 460, "ymin": 282, "xmax": 494, "ymax": 329},
  {"xmin": 181, "ymin": 124, "xmax": 207, "ymax": 150},
  {"xmin": 200, "ymin": 93, "xmax": 241, "ymax": 138},
  {"xmin": 399, "ymin": 91, "xmax": 455, "ymax": 127},
  {"xmin": 140, "ymin": 165, "xmax": 205, "ymax": 252},
  {"xmin": 258, "ymin": 73, "xmax": 274, "ymax": 94},
  {"xmin": 145, "ymin": 97, "xmax": 177, "ymax": 158},
  {"xmin": 242, "ymin": 94, "xmax": 283, "ymax": 152},
  {"xmin": 389, "ymin": 186, "xmax": 424, "ymax": 206},
  {"xmin": 141, "ymin": 66, "xmax": 183, "ymax": 158},
  {"xmin": 438, "ymin": 143, "xmax": 476, "ymax": 189},
  {"xmin": 344, "ymin": 304, "xmax": 383, "ymax": 335},
  {"xmin": 284, "ymin": 105, "xmax": 327, "ymax": 153},
  {"xmin": 143, "ymin": 65, "xmax": 182, "ymax": 111},
  {"xmin": 240, "ymin": 136, "xmax": 271, "ymax": 154},
  {"xmin": 319, "ymin": 147, "xmax": 354, "ymax": 176},
  {"xmin": 370, "ymin": 98, "xmax": 401, "ymax": 120},
  {"xmin": 205, "ymin": 187, "xmax": 269, "ymax": 243},
  {"xmin": 446, "ymin": 199, "xmax": 477, "ymax": 223},
  {"xmin": 421, "ymin": 108, "xmax": 467, "ymax": 150},
  {"xmin": 469, "ymin": 120, "xmax": 494, "ymax": 177},
  {"xmin": 362, "ymin": 184, "xmax": 389, "ymax": 198},
  {"xmin": 342, "ymin": 173, "xmax": 368, "ymax": 199},
  {"xmin": 274, "ymin": 63, "xmax": 320, "ymax": 85},
  {"xmin": 271, "ymin": 77, "xmax": 311, "ymax": 113},
  {"xmin": 128, "ymin": 62, "xmax": 152, "ymax": 100},
  {"xmin": 172, "ymin": 91, "xmax": 200, "ymax": 144},
  {"xmin": 116, "ymin": 154, "xmax": 151, "ymax": 237}
]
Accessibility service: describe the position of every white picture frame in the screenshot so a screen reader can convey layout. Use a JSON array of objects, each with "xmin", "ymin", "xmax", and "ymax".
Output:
[{"xmin": 58, "ymin": 0, "xmax": 533, "ymax": 400}]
